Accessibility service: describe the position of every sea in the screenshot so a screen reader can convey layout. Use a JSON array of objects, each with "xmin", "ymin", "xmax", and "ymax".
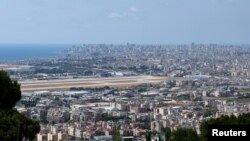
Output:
[{"xmin": 0, "ymin": 43, "xmax": 71, "ymax": 62}]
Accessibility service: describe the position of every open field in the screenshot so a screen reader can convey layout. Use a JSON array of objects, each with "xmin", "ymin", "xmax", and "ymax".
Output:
[{"xmin": 20, "ymin": 75, "xmax": 186, "ymax": 92}]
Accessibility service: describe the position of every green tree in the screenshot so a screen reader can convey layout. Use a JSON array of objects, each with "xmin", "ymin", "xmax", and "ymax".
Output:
[
  {"xmin": 163, "ymin": 127, "xmax": 171, "ymax": 141},
  {"xmin": 140, "ymin": 113, "xmax": 250, "ymax": 141},
  {"xmin": 170, "ymin": 128, "xmax": 200, "ymax": 141},
  {"xmin": 0, "ymin": 70, "xmax": 40, "ymax": 141},
  {"xmin": 112, "ymin": 125, "xmax": 122, "ymax": 141},
  {"xmin": 145, "ymin": 130, "xmax": 151, "ymax": 141},
  {"xmin": 200, "ymin": 113, "xmax": 250, "ymax": 141},
  {"xmin": 158, "ymin": 134, "xmax": 162, "ymax": 141},
  {"xmin": 0, "ymin": 70, "xmax": 21, "ymax": 109}
]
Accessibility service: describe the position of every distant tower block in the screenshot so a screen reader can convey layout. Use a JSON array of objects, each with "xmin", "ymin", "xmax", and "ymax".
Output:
[{"xmin": 202, "ymin": 91, "xmax": 207, "ymax": 97}]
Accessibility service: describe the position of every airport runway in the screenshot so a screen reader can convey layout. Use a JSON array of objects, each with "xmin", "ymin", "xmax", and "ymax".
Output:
[{"xmin": 20, "ymin": 75, "xmax": 184, "ymax": 92}]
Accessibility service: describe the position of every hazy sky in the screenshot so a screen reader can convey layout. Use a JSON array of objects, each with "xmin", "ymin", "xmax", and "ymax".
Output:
[{"xmin": 0, "ymin": 0, "xmax": 249, "ymax": 44}]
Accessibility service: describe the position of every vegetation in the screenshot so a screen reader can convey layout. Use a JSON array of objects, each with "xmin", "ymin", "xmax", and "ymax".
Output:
[
  {"xmin": 0, "ymin": 110, "xmax": 40, "ymax": 141},
  {"xmin": 158, "ymin": 134, "xmax": 163, "ymax": 141},
  {"xmin": 139, "ymin": 121, "xmax": 151, "ymax": 130},
  {"xmin": 112, "ymin": 125, "xmax": 122, "ymax": 141},
  {"xmin": 169, "ymin": 128, "xmax": 200, "ymax": 141},
  {"xmin": 237, "ymin": 94, "xmax": 250, "ymax": 99},
  {"xmin": 98, "ymin": 113, "xmax": 126, "ymax": 121},
  {"xmin": 69, "ymin": 86, "xmax": 110, "ymax": 91},
  {"xmin": 162, "ymin": 127, "xmax": 171, "ymax": 140},
  {"xmin": 200, "ymin": 113, "xmax": 250, "ymax": 141},
  {"xmin": 174, "ymin": 94, "xmax": 190, "ymax": 101},
  {"xmin": 0, "ymin": 70, "xmax": 21, "ymax": 109},
  {"xmin": 0, "ymin": 70, "xmax": 40, "ymax": 141},
  {"xmin": 150, "ymin": 113, "xmax": 250, "ymax": 141},
  {"xmin": 202, "ymin": 108, "xmax": 218, "ymax": 117},
  {"xmin": 145, "ymin": 131, "xmax": 151, "ymax": 141}
]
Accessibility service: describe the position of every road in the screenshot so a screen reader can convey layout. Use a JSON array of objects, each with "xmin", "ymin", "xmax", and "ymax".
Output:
[{"xmin": 20, "ymin": 75, "xmax": 185, "ymax": 92}]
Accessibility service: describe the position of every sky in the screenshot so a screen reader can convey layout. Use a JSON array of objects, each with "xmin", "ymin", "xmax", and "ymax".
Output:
[{"xmin": 0, "ymin": 0, "xmax": 249, "ymax": 44}]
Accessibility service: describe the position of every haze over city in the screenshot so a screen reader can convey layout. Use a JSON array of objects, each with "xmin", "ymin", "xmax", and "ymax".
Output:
[{"xmin": 0, "ymin": 0, "xmax": 250, "ymax": 44}]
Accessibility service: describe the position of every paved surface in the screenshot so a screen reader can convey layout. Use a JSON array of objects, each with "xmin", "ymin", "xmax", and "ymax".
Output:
[{"xmin": 20, "ymin": 75, "xmax": 184, "ymax": 92}]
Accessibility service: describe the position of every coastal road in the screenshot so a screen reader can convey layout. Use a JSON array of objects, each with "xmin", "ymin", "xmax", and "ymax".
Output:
[{"xmin": 20, "ymin": 75, "xmax": 185, "ymax": 92}]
